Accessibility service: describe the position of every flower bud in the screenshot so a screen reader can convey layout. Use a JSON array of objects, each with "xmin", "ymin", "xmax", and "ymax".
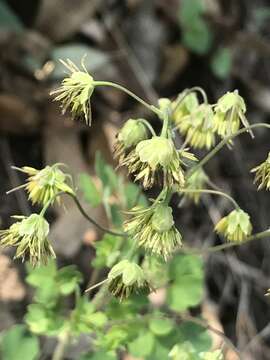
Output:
[
  {"xmin": 172, "ymin": 91, "xmax": 199, "ymax": 125},
  {"xmin": 136, "ymin": 137, "xmax": 174, "ymax": 168},
  {"xmin": 215, "ymin": 209, "xmax": 252, "ymax": 243},
  {"xmin": 151, "ymin": 204, "xmax": 174, "ymax": 232},
  {"xmin": 118, "ymin": 119, "xmax": 148, "ymax": 149}
]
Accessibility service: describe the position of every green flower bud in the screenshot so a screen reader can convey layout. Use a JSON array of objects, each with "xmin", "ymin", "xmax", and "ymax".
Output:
[
  {"xmin": 214, "ymin": 90, "xmax": 250, "ymax": 139},
  {"xmin": 0, "ymin": 214, "xmax": 55, "ymax": 266},
  {"xmin": 251, "ymin": 152, "xmax": 270, "ymax": 191},
  {"xmin": 108, "ymin": 260, "xmax": 150, "ymax": 301},
  {"xmin": 50, "ymin": 59, "xmax": 95, "ymax": 125},
  {"xmin": 10, "ymin": 164, "xmax": 74, "ymax": 207},
  {"xmin": 118, "ymin": 119, "xmax": 148, "ymax": 149},
  {"xmin": 185, "ymin": 168, "xmax": 209, "ymax": 204},
  {"xmin": 215, "ymin": 209, "xmax": 252, "ymax": 243},
  {"xmin": 151, "ymin": 204, "xmax": 174, "ymax": 232},
  {"xmin": 136, "ymin": 137, "xmax": 174, "ymax": 168},
  {"xmin": 172, "ymin": 91, "xmax": 199, "ymax": 126}
]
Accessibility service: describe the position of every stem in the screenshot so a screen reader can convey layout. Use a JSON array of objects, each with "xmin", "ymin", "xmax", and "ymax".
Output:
[
  {"xmin": 173, "ymin": 87, "xmax": 208, "ymax": 113},
  {"xmin": 85, "ymin": 278, "xmax": 108, "ymax": 293},
  {"xmin": 160, "ymin": 111, "xmax": 169, "ymax": 138},
  {"xmin": 93, "ymin": 81, "xmax": 161, "ymax": 116},
  {"xmin": 52, "ymin": 331, "xmax": 70, "ymax": 360},
  {"xmin": 138, "ymin": 119, "xmax": 156, "ymax": 137},
  {"xmin": 178, "ymin": 188, "xmax": 240, "ymax": 209},
  {"xmin": 190, "ymin": 123, "xmax": 270, "ymax": 175},
  {"xmin": 68, "ymin": 193, "xmax": 126, "ymax": 237}
]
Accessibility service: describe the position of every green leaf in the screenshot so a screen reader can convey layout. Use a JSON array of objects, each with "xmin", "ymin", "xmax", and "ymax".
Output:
[
  {"xmin": 168, "ymin": 254, "xmax": 204, "ymax": 311},
  {"xmin": 0, "ymin": 1, "xmax": 23, "ymax": 31},
  {"xmin": 78, "ymin": 173, "xmax": 102, "ymax": 207},
  {"xmin": 211, "ymin": 48, "xmax": 232, "ymax": 79},
  {"xmin": 182, "ymin": 19, "xmax": 213, "ymax": 54},
  {"xmin": 95, "ymin": 152, "xmax": 118, "ymax": 194},
  {"xmin": 149, "ymin": 318, "xmax": 173, "ymax": 336},
  {"xmin": 180, "ymin": 0, "xmax": 205, "ymax": 24},
  {"xmin": 128, "ymin": 331, "xmax": 155, "ymax": 358},
  {"xmin": 110, "ymin": 204, "xmax": 123, "ymax": 227},
  {"xmin": 146, "ymin": 341, "xmax": 170, "ymax": 360},
  {"xmin": 178, "ymin": 322, "xmax": 212, "ymax": 353},
  {"xmin": 0, "ymin": 325, "xmax": 39, "ymax": 360},
  {"xmin": 124, "ymin": 182, "xmax": 148, "ymax": 209},
  {"xmin": 57, "ymin": 265, "xmax": 82, "ymax": 295},
  {"xmin": 93, "ymin": 234, "xmax": 120, "ymax": 269}
]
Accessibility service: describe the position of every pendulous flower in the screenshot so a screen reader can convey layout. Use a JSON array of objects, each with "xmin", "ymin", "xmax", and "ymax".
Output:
[
  {"xmin": 215, "ymin": 209, "xmax": 252, "ymax": 243},
  {"xmin": 171, "ymin": 90, "xmax": 199, "ymax": 126},
  {"xmin": 120, "ymin": 136, "xmax": 197, "ymax": 189},
  {"xmin": 124, "ymin": 203, "xmax": 182, "ymax": 260},
  {"xmin": 113, "ymin": 119, "xmax": 148, "ymax": 163},
  {"xmin": 0, "ymin": 214, "xmax": 55, "ymax": 266},
  {"xmin": 176, "ymin": 104, "xmax": 216, "ymax": 150},
  {"xmin": 9, "ymin": 164, "xmax": 74, "ymax": 206},
  {"xmin": 50, "ymin": 59, "xmax": 95, "ymax": 125},
  {"xmin": 251, "ymin": 152, "xmax": 270, "ymax": 191},
  {"xmin": 214, "ymin": 90, "xmax": 250, "ymax": 139},
  {"xmin": 107, "ymin": 259, "xmax": 150, "ymax": 301}
]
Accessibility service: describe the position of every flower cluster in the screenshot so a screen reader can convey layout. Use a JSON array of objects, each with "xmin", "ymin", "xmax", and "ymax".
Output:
[
  {"xmin": 11, "ymin": 165, "xmax": 74, "ymax": 207},
  {"xmin": 215, "ymin": 209, "xmax": 252, "ymax": 243},
  {"xmin": 184, "ymin": 168, "xmax": 208, "ymax": 204},
  {"xmin": 251, "ymin": 152, "xmax": 270, "ymax": 191},
  {"xmin": 124, "ymin": 203, "xmax": 182, "ymax": 260},
  {"xmin": 107, "ymin": 259, "xmax": 150, "ymax": 301},
  {"xmin": 0, "ymin": 214, "xmax": 54, "ymax": 266}
]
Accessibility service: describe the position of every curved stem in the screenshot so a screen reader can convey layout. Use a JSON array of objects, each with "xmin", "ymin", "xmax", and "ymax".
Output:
[
  {"xmin": 40, "ymin": 191, "xmax": 126, "ymax": 237},
  {"xmin": 52, "ymin": 331, "xmax": 70, "ymax": 360},
  {"xmin": 178, "ymin": 188, "xmax": 239, "ymax": 209},
  {"xmin": 138, "ymin": 119, "xmax": 156, "ymax": 137},
  {"xmin": 190, "ymin": 123, "xmax": 270, "ymax": 176},
  {"xmin": 160, "ymin": 111, "xmax": 169, "ymax": 138},
  {"xmin": 173, "ymin": 87, "xmax": 208, "ymax": 114},
  {"xmin": 85, "ymin": 278, "xmax": 108, "ymax": 293},
  {"xmin": 68, "ymin": 193, "xmax": 126, "ymax": 237},
  {"xmin": 93, "ymin": 81, "xmax": 161, "ymax": 116}
]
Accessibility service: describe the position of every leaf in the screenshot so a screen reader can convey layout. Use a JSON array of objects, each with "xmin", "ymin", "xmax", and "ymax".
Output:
[
  {"xmin": 168, "ymin": 254, "xmax": 204, "ymax": 311},
  {"xmin": 95, "ymin": 152, "xmax": 118, "ymax": 194},
  {"xmin": 110, "ymin": 204, "xmax": 123, "ymax": 227},
  {"xmin": 128, "ymin": 331, "xmax": 155, "ymax": 358},
  {"xmin": 146, "ymin": 341, "xmax": 170, "ymax": 360},
  {"xmin": 51, "ymin": 44, "xmax": 111, "ymax": 79},
  {"xmin": 78, "ymin": 173, "xmax": 102, "ymax": 207},
  {"xmin": 93, "ymin": 234, "xmax": 120, "ymax": 269},
  {"xmin": 180, "ymin": 0, "xmax": 205, "ymax": 24},
  {"xmin": 149, "ymin": 318, "xmax": 173, "ymax": 336},
  {"xmin": 79, "ymin": 352, "xmax": 117, "ymax": 360},
  {"xmin": 178, "ymin": 322, "xmax": 212, "ymax": 353},
  {"xmin": 124, "ymin": 182, "xmax": 148, "ymax": 209},
  {"xmin": 57, "ymin": 265, "xmax": 82, "ymax": 295},
  {"xmin": 182, "ymin": 19, "xmax": 213, "ymax": 54},
  {"xmin": 0, "ymin": 325, "xmax": 39, "ymax": 360},
  {"xmin": 0, "ymin": 1, "xmax": 23, "ymax": 31},
  {"xmin": 211, "ymin": 48, "xmax": 232, "ymax": 79}
]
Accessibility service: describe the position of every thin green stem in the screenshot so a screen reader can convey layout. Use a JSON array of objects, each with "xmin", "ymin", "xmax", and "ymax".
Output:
[
  {"xmin": 173, "ymin": 87, "xmax": 208, "ymax": 114},
  {"xmin": 93, "ymin": 81, "xmax": 161, "ymax": 116},
  {"xmin": 178, "ymin": 188, "xmax": 239, "ymax": 209},
  {"xmin": 190, "ymin": 123, "xmax": 270, "ymax": 176},
  {"xmin": 138, "ymin": 119, "xmax": 156, "ymax": 137},
  {"xmin": 85, "ymin": 278, "xmax": 108, "ymax": 293},
  {"xmin": 52, "ymin": 331, "xmax": 70, "ymax": 360},
  {"xmin": 160, "ymin": 111, "xmax": 169, "ymax": 138}
]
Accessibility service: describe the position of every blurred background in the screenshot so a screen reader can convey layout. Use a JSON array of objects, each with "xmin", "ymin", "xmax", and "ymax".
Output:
[{"xmin": 0, "ymin": 0, "xmax": 270, "ymax": 359}]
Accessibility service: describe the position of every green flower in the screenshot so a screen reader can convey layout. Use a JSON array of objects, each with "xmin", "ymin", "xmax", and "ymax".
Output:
[
  {"xmin": 121, "ymin": 136, "xmax": 197, "ymax": 189},
  {"xmin": 184, "ymin": 168, "xmax": 209, "ymax": 204},
  {"xmin": 50, "ymin": 59, "xmax": 95, "ymax": 125},
  {"xmin": 215, "ymin": 209, "xmax": 252, "ymax": 243},
  {"xmin": 10, "ymin": 164, "xmax": 74, "ymax": 206},
  {"xmin": 251, "ymin": 152, "xmax": 270, "ymax": 191},
  {"xmin": 0, "ymin": 214, "xmax": 55, "ymax": 266},
  {"xmin": 214, "ymin": 90, "xmax": 249, "ymax": 138},
  {"xmin": 177, "ymin": 104, "xmax": 216, "ymax": 149},
  {"xmin": 172, "ymin": 91, "xmax": 199, "ymax": 126},
  {"xmin": 113, "ymin": 119, "xmax": 148, "ymax": 163},
  {"xmin": 124, "ymin": 203, "xmax": 182, "ymax": 260},
  {"xmin": 107, "ymin": 260, "xmax": 150, "ymax": 301}
]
